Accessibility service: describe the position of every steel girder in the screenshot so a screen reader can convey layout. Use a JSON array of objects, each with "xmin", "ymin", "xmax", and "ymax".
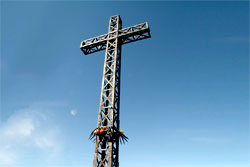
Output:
[
  {"xmin": 80, "ymin": 22, "xmax": 150, "ymax": 55},
  {"xmin": 80, "ymin": 15, "xmax": 150, "ymax": 167}
]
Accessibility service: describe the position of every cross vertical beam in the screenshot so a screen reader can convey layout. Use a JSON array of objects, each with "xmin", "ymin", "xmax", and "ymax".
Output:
[
  {"xmin": 80, "ymin": 15, "xmax": 150, "ymax": 167},
  {"xmin": 94, "ymin": 15, "xmax": 121, "ymax": 167}
]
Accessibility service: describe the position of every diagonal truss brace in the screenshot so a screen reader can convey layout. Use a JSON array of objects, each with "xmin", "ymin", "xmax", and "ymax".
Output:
[{"xmin": 80, "ymin": 22, "xmax": 151, "ymax": 55}]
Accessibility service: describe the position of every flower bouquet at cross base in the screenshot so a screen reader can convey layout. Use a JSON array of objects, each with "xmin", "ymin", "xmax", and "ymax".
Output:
[{"xmin": 89, "ymin": 126, "xmax": 128, "ymax": 144}]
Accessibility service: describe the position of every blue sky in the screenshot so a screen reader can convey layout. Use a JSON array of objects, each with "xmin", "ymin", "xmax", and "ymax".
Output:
[{"xmin": 1, "ymin": 1, "xmax": 249, "ymax": 167}]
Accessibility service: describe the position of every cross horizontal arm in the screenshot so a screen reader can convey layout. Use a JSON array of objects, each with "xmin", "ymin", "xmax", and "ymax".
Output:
[
  {"xmin": 118, "ymin": 22, "xmax": 151, "ymax": 45},
  {"xmin": 80, "ymin": 33, "xmax": 108, "ymax": 55},
  {"xmin": 80, "ymin": 22, "xmax": 150, "ymax": 55}
]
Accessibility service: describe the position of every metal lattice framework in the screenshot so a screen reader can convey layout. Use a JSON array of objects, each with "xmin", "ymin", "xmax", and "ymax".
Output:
[{"xmin": 80, "ymin": 15, "xmax": 151, "ymax": 167}]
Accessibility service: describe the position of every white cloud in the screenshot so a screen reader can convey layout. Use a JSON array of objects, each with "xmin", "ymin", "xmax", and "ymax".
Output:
[
  {"xmin": 0, "ymin": 104, "xmax": 61, "ymax": 165},
  {"xmin": 3, "ymin": 118, "xmax": 35, "ymax": 137},
  {"xmin": 70, "ymin": 109, "xmax": 78, "ymax": 116}
]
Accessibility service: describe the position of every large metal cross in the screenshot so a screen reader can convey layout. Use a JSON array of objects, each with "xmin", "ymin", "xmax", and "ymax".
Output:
[{"xmin": 80, "ymin": 15, "xmax": 151, "ymax": 167}]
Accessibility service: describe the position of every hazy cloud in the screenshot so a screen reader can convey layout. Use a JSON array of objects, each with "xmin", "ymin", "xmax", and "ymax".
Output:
[
  {"xmin": 0, "ymin": 147, "xmax": 16, "ymax": 165},
  {"xmin": 70, "ymin": 109, "xmax": 78, "ymax": 116},
  {"xmin": 190, "ymin": 136, "xmax": 231, "ymax": 143},
  {"xmin": 171, "ymin": 128, "xmax": 232, "ymax": 144}
]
